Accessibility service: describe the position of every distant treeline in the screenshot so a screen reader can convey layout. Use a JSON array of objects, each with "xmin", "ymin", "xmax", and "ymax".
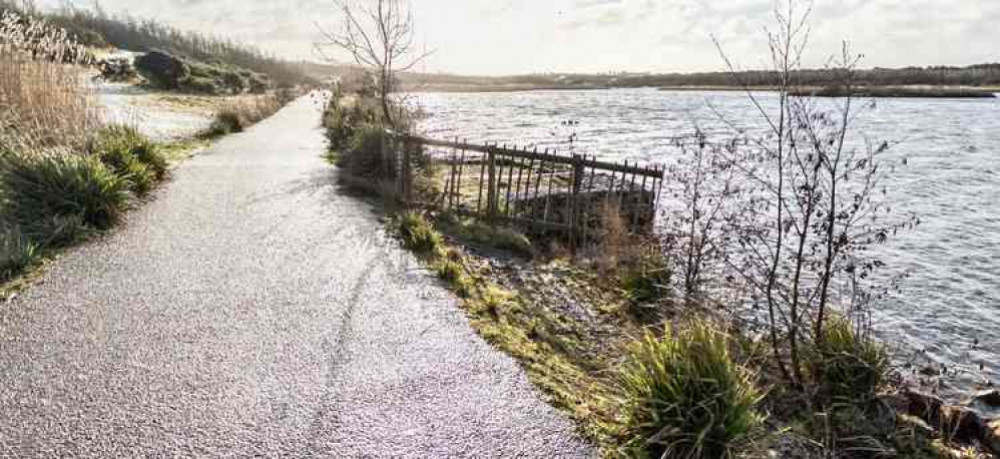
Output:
[
  {"xmin": 616, "ymin": 64, "xmax": 1000, "ymax": 88},
  {"xmin": 390, "ymin": 64, "xmax": 1000, "ymax": 92},
  {"xmin": 0, "ymin": 1, "xmax": 315, "ymax": 88}
]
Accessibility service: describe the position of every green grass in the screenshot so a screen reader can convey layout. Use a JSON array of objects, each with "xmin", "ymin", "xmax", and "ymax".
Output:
[
  {"xmin": 616, "ymin": 249, "xmax": 671, "ymax": 319},
  {"xmin": 0, "ymin": 153, "xmax": 131, "ymax": 245},
  {"xmin": 158, "ymin": 138, "xmax": 209, "ymax": 163},
  {"xmin": 90, "ymin": 125, "xmax": 168, "ymax": 196},
  {"xmin": 0, "ymin": 225, "xmax": 38, "ymax": 282},
  {"xmin": 387, "ymin": 211, "xmax": 623, "ymax": 448},
  {"xmin": 617, "ymin": 320, "xmax": 764, "ymax": 459},
  {"xmin": 397, "ymin": 212, "xmax": 444, "ymax": 256},
  {"xmin": 435, "ymin": 213, "xmax": 534, "ymax": 258},
  {"xmin": 808, "ymin": 316, "xmax": 890, "ymax": 406},
  {"xmin": 0, "ymin": 126, "xmax": 188, "ymax": 286}
]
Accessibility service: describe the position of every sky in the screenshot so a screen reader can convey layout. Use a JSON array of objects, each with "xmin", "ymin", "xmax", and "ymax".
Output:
[{"xmin": 40, "ymin": 0, "xmax": 1000, "ymax": 76}]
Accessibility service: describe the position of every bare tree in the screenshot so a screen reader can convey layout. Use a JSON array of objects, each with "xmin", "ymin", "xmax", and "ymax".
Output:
[
  {"xmin": 316, "ymin": 0, "xmax": 430, "ymax": 129},
  {"xmin": 662, "ymin": 130, "xmax": 739, "ymax": 306},
  {"xmin": 671, "ymin": 0, "xmax": 918, "ymax": 390}
]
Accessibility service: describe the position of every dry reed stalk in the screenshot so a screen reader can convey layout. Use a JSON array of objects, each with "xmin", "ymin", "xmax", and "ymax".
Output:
[
  {"xmin": 218, "ymin": 93, "xmax": 281, "ymax": 127},
  {"xmin": 1, "ymin": 9, "xmax": 101, "ymax": 153},
  {"xmin": 0, "ymin": 55, "xmax": 103, "ymax": 152}
]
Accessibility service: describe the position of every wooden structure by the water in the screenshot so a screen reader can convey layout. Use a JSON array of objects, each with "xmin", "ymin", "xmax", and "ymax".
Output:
[{"xmin": 391, "ymin": 133, "xmax": 665, "ymax": 246}]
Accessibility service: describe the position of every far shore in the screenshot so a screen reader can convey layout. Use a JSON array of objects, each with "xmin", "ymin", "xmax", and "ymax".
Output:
[{"xmin": 402, "ymin": 82, "xmax": 998, "ymax": 98}]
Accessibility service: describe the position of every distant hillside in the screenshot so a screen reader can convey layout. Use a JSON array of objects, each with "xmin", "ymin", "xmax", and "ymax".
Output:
[{"xmin": 1, "ymin": 1, "xmax": 316, "ymax": 90}]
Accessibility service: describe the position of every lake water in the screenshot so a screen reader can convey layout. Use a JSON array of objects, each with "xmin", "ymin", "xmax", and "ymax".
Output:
[{"xmin": 415, "ymin": 88, "xmax": 1000, "ymax": 401}]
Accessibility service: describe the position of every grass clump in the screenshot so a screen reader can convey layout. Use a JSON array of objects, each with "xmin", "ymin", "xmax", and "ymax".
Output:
[
  {"xmin": 808, "ymin": 315, "xmax": 890, "ymax": 405},
  {"xmin": 0, "ymin": 153, "xmax": 130, "ymax": 245},
  {"xmin": 207, "ymin": 109, "xmax": 244, "ymax": 135},
  {"xmin": 435, "ymin": 213, "xmax": 535, "ymax": 258},
  {"xmin": 397, "ymin": 212, "xmax": 443, "ymax": 256},
  {"xmin": 796, "ymin": 315, "xmax": 899, "ymax": 454},
  {"xmin": 435, "ymin": 257, "xmax": 475, "ymax": 298},
  {"xmin": 618, "ymin": 320, "xmax": 764, "ymax": 459},
  {"xmin": 202, "ymin": 94, "xmax": 283, "ymax": 138},
  {"xmin": 0, "ymin": 225, "xmax": 37, "ymax": 282},
  {"xmin": 618, "ymin": 251, "xmax": 670, "ymax": 306},
  {"xmin": 89, "ymin": 125, "xmax": 166, "ymax": 195}
]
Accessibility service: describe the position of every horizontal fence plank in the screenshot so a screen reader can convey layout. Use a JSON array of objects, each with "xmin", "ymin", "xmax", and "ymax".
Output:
[{"xmin": 398, "ymin": 133, "xmax": 663, "ymax": 179}]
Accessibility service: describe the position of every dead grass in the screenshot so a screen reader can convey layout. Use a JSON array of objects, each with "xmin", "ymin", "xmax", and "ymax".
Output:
[
  {"xmin": 0, "ymin": 9, "xmax": 100, "ymax": 152},
  {"xmin": 0, "ymin": 56, "xmax": 103, "ymax": 152},
  {"xmin": 202, "ymin": 93, "xmax": 282, "ymax": 137}
]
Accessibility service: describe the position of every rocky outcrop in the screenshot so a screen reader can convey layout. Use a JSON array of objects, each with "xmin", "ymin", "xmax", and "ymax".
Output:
[
  {"xmin": 986, "ymin": 419, "xmax": 1000, "ymax": 455},
  {"xmin": 973, "ymin": 389, "xmax": 1000, "ymax": 408},
  {"xmin": 903, "ymin": 389, "xmax": 1000, "ymax": 454},
  {"xmin": 135, "ymin": 50, "xmax": 190, "ymax": 90}
]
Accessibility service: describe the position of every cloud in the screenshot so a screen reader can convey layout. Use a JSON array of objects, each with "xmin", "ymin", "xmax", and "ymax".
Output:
[
  {"xmin": 561, "ymin": 7, "xmax": 625, "ymax": 29},
  {"xmin": 575, "ymin": 0, "xmax": 622, "ymax": 8}
]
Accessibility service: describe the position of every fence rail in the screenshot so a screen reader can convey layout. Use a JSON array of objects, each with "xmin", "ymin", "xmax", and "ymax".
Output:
[{"xmin": 391, "ymin": 133, "xmax": 665, "ymax": 247}]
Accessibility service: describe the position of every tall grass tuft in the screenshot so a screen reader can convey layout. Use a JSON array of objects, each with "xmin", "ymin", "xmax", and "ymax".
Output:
[
  {"xmin": 0, "ymin": 225, "xmax": 37, "ymax": 281},
  {"xmin": 618, "ymin": 320, "xmax": 764, "ymax": 459},
  {"xmin": 203, "ymin": 94, "xmax": 283, "ymax": 137},
  {"xmin": 808, "ymin": 315, "xmax": 890, "ymax": 405},
  {"xmin": 398, "ymin": 212, "xmax": 443, "ymax": 256},
  {"xmin": 89, "ymin": 124, "xmax": 166, "ymax": 195},
  {"xmin": 0, "ymin": 153, "xmax": 131, "ymax": 245}
]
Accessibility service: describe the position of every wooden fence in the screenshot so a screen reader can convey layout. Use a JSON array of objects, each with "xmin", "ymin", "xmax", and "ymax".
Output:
[{"xmin": 390, "ymin": 133, "xmax": 665, "ymax": 246}]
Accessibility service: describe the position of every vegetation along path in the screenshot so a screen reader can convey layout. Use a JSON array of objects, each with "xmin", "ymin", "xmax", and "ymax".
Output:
[{"xmin": 0, "ymin": 95, "xmax": 592, "ymax": 457}]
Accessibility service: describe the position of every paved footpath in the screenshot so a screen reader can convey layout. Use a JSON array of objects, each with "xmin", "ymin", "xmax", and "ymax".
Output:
[{"xmin": 0, "ymin": 96, "xmax": 593, "ymax": 457}]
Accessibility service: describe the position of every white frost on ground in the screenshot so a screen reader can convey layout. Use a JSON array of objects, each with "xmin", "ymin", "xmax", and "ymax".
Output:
[
  {"xmin": 97, "ymin": 81, "xmax": 213, "ymax": 142},
  {"xmin": 91, "ymin": 50, "xmax": 214, "ymax": 142}
]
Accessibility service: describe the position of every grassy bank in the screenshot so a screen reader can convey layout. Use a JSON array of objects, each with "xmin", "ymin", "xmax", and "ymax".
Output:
[{"xmin": 320, "ymin": 89, "xmax": 996, "ymax": 458}]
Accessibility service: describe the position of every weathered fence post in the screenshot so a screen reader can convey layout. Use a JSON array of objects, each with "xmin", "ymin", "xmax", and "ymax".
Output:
[
  {"xmin": 487, "ymin": 145, "xmax": 498, "ymax": 224},
  {"xmin": 569, "ymin": 154, "xmax": 585, "ymax": 249},
  {"xmin": 402, "ymin": 135, "xmax": 413, "ymax": 204}
]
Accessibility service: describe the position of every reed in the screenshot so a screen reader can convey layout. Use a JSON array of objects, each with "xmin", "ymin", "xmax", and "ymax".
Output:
[
  {"xmin": 203, "ymin": 93, "xmax": 282, "ymax": 137},
  {"xmin": 1, "ymin": 9, "xmax": 101, "ymax": 152}
]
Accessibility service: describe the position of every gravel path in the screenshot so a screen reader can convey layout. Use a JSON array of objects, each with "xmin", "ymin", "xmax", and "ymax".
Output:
[{"xmin": 0, "ymin": 96, "xmax": 593, "ymax": 457}]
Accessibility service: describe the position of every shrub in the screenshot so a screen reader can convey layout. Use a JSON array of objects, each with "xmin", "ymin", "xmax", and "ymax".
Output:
[
  {"xmin": 220, "ymin": 70, "xmax": 247, "ymax": 94},
  {"xmin": 618, "ymin": 320, "xmax": 764, "ymax": 459},
  {"xmin": 0, "ymin": 153, "xmax": 131, "ymax": 245},
  {"xmin": 323, "ymin": 102, "xmax": 355, "ymax": 153},
  {"xmin": 185, "ymin": 76, "xmax": 221, "ymax": 94},
  {"xmin": 338, "ymin": 124, "xmax": 400, "ymax": 180},
  {"xmin": 0, "ymin": 225, "xmax": 37, "ymax": 281},
  {"xmin": 398, "ymin": 212, "xmax": 443, "ymax": 255},
  {"xmin": 323, "ymin": 93, "xmax": 386, "ymax": 153},
  {"xmin": 247, "ymin": 73, "xmax": 270, "ymax": 94}
]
